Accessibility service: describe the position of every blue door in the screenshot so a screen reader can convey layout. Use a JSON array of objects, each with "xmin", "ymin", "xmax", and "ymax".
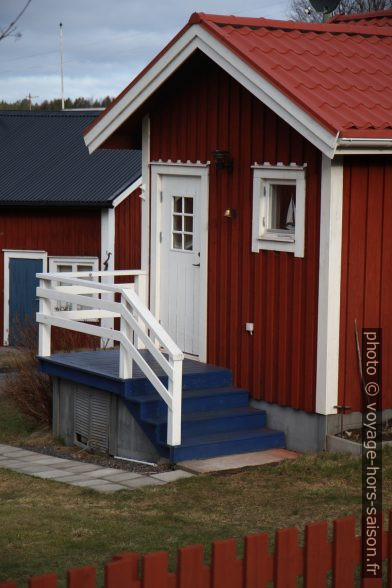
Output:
[{"xmin": 9, "ymin": 258, "xmax": 43, "ymax": 346}]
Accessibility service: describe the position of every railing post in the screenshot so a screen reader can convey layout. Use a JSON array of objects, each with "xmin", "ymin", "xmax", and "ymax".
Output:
[
  {"xmin": 37, "ymin": 278, "xmax": 51, "ymax": 357},
  {"xmin": 167, "ymin": 357, "xmax": 182, "ymax": 446},
  {"xmin": 134, "ymin": 274, "xmax": 147, "ymax": 350},
  {"xmin": 119, "ymin": 293, "xmax": 133, "ymax": 379}
]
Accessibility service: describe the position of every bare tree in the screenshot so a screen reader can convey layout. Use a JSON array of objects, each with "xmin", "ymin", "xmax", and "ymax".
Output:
[
  {"xmin": 290, "ymin": 0, "xmax": 392, "ymax": 22},
  {"xmin": 0, "ymin": 0, "xmax": 32, "ymax": 42}
]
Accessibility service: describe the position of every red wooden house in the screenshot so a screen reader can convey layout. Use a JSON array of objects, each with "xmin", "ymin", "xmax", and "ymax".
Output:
[
  {"xmin": 38, "ymin": 11, "xmax": 391, "ymax": 460},
  {"xmin": 0, "ymin": 110, "xmax": 141, "ymax": 347}
]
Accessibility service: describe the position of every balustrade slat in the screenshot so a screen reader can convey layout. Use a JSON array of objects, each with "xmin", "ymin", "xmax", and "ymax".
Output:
[
  {"xmin": 105, "ymin": 559, "xmax": 139, "ymax": 588},
  {"xmin": 274, "ymin": 527, "xmax": 302, "ymax": 588}
]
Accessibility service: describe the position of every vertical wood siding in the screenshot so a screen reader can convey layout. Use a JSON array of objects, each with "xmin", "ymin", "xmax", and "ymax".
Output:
[
  {"xmin": 339, "ymin": 157, "xmax": 391, "ymax": 411},
  {"xmin": 114, "ymin": 188, "xmax": 142, "ymax": 273},
  {"xmin": 0, "ymin": 208, "xmax": 101, "ymax": 345},
  {"xmin": 148, "ymin": 53, "xmax": 321, "ymax": 412}
]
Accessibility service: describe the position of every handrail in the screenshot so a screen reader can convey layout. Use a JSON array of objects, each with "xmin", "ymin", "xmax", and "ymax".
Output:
[{"xmin": 36, "ymin": 270, "xmax": 183, "ymax": 446}]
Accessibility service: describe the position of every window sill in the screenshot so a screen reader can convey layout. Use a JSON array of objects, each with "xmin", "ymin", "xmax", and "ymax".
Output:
[{"xmin": 258, "ymin": 233, "xmax": 295, "ymax": 243}]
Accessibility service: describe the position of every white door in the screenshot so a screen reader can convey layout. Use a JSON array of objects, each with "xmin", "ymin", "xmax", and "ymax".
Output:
[{"xmin": 159, "ymin": 174, "xmax": 201, "ymax": 356}]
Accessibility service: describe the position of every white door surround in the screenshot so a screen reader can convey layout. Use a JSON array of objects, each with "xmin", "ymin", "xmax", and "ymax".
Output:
[
  {"xmin": 3, "ymin": 249, "xmax": 48, "ymax": 346},
  {"xmin": 150, "ymin": 162, "xmax": 209, "ymax": 361}
]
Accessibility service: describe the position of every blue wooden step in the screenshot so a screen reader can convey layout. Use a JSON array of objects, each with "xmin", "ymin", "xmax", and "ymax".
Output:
[
  {"xmin": 128, "ymin": 387, "xmax": 250, "ymax": 419},
  {"xmin": 145, "ymin": 406, "xmax": 267, "ymax": 443},
  {"xmin": 168, "ymin": 428, "xmax": 286, "ymax": 462}
]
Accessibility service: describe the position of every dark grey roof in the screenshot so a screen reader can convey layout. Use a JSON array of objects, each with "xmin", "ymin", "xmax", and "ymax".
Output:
[{"xmin": 0, "ymin": 110, "xmax": 141, "ymax": 207}]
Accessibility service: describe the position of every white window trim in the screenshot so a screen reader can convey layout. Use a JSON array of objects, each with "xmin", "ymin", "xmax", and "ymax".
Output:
[
  {"xmin": 3, "ymin": 250, "xmax": 48, "ymax": 346},
  {"xmin": 251, "ymin": 164, "xmax": 306, "ymax": 257},
  {"xmin": 48, "ymin": 256, "xmax": 99, "ymax": 313}
]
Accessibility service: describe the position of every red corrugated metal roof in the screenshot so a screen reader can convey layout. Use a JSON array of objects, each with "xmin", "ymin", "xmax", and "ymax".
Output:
[
  {"xmin": 329, "ymin": 8, "xmax": 392, "ymax": 27},
  {"xmin": 84, "ymin": 12, "xmax": 392, "ymax": 142}
]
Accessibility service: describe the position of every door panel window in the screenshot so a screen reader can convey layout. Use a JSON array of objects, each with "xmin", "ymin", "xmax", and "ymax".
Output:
[{"xmin": 172, "ymin": 195, "xmax": 194, "ymax": 251}]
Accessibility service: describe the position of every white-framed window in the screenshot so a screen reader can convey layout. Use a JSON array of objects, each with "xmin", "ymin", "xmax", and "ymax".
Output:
[
  {"xmin": 251, "ymin": 163, "xmax": 306, "ymax": 257},
  {"xmin": 48, "ymin": 256, "xmax": 99, "ymax": 312}
]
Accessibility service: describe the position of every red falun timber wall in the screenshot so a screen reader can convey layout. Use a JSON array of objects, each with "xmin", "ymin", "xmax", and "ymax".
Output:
[
  {"xmin": 148, "ymin": 52, "xmax": 321, "ymax": 412},
  {"xmin": 0, "ymin": 208, "xmax": 101, "ymax": 346},
  {"xmin": 339, "ymin": 156, "xmax": 392, "ymax": 411},
  {"xmin": 115, "ymin": 188, "xmax": 142, "ymax": 272}
]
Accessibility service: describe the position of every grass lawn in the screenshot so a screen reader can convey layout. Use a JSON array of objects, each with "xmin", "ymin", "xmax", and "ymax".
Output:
[{"xmin": 1, "ymin": 397, "xmax": 391, "ymax": 586}]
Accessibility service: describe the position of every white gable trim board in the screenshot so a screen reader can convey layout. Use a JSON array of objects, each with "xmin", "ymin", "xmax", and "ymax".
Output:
[{"xmin": 84, "ymin": 25, "xmax": 338, "ymax": 158}]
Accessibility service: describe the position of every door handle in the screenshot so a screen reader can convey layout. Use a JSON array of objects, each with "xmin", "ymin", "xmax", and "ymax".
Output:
[{"xmin": 192, "ymin": 262, "xmax": 200, "ymax": 267}]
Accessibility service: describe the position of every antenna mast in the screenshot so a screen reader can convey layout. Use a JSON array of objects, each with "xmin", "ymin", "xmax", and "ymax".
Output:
[{"xmin": 59, "ymin": 22, "xmax": 64, "ymax": 110}]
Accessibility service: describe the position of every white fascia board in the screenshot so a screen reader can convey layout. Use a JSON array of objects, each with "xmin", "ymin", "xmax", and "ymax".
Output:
[
  {"xmin": 84, "ymin": 25, "xmax": 338, "ymax": 158},
  {"xmin": 315, "ymin": 155, "xmax": 343, "ymax": 415},
  {"xmin": 112, "ymin": 177, "xmax": 142, "ymax": 208}
]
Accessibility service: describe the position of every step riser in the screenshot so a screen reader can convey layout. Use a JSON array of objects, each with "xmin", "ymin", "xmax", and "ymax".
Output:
[
  {"xmin": 129, "ymin": 370, "xmax": 233, "ymax": 396},
  {"xmin": 170, "ymin": 432, "xmax": 286, "ymax": 462},
  {"xmin": 137, "ymin": 391, "xmax": 249, "ymax": 419},
  {"xmin": 156, "ymin": 412, "xmax": 267, "ymax": 443}
]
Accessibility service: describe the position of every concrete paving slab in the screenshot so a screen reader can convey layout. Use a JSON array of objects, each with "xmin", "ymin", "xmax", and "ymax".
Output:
[
  {"xmin": 94, "ymin": 483, "xmax": 128, "ymax": 493},
  {"xmin": 86, "ymin": 468, "xmax": 122, "ymax": 478},
  {"xmin": 150, "ymin": 470, "xmax": 194, "ymax": 482},
  {"xmin": 59, "ymin": 463, "xmax": 106, "ymax": 474},
  {"xmin": 70, "ymin": 479, "xmax": 112, "ymax": 488},
  {"xmin": 11, "ymin": 464, "xmax": 54, "ymax": 474},
  {"xmin": 116, "ymin": 476, "xmax": 165, "ymax": 489},
  {"xmin": 0, "ymin": 460, "xmax": 31, "ymax": 469},
  {"xmin": 0, "ymin": 446, "xmax": 28, "ymax": 454},
  {"xmin": 28, "ymin": 456, "xmax": 75, "ymax": 466},
  {"xmin": 2, "ymin": 450, "xmax": 38, "ymax": 459},
  {"xmin": 31, "ymin": 469, "xmax": 78, "ymax": 479},
  {"xmin": 177, "ymin": 449, "xmax": 299, "ymax": 473},
  {"xmin": 101, "ymin": 472, "xmax": 142, "ymax": 482},
  {"xmin": 51, "ymin": 474, "xmax": 92, "ymax": 483}
]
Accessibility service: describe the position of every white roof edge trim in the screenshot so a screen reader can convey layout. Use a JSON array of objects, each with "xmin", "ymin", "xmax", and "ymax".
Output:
[
  {"xmin": 112, "ymin": 176, "xmax": 142, "ymax": 208},
  {"xmin": 84, "ymin": 23, "xmax": 338, "ymax": 159}
]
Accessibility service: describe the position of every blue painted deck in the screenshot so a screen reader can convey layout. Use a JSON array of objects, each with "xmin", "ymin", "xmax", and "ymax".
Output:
[{"xmin": 39, "ymin": 349, "xmax": 285, "ymax": 462}]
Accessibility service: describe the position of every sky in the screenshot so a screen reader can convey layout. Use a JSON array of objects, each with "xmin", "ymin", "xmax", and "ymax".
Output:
[{"xmin": 0, "ymin": 0, "xmax": 290, "ymax": 105}]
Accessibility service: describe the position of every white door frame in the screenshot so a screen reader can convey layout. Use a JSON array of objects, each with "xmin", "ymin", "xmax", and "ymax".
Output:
[
  {"xmin": 3, "ymin": 250, "xmax": 48, "ymax": 346},
  {"xmin": 150, "ymin": 162, "xmax": 209, "ymax": 361}
]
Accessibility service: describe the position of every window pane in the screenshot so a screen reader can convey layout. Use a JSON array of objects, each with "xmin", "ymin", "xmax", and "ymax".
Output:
[
  {"xmin": 184, "ymin": 234, "xmax": 193, "ymax": 251},
  {"xmin": 77, "ymin": 265, "xmax": 93, "ymax": 272},
  {"xmin": 173, "ymin": 233, "xmax": 182, "ymax": 249},
  {"xmin": 173, "ymin": 196, "xmax": 182, "ymax": 213},
  {"xmin": 184, "ymin": 216, "xmax": 193, "ymax": 233},
  {"xmin": 270, "ymin": 185, "xmax": 296, "ymax": 231},
  {"xmin": 173, "ymin": 215, "xmax": 182, "ymax": 231},
  {"xmin": 184, "ymin": 197, "xmax": 193, "ymax": 213},
  {"xmin": 57, "ymin": 264, "xmax": 73, "ymax": 272}
]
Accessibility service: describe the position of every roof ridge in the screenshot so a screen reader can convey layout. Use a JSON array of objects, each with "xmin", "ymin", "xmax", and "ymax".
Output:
[
  {"xmin": 194, "ymin": 12, "xmax": 392, "ymax": 38},
  {"xmin": 329, "ymin": 8, "xmax": 392, "ymax": 22},
  {"xmin": 0, "ymin": 110, "xmax": 100, "ymax": 118}
]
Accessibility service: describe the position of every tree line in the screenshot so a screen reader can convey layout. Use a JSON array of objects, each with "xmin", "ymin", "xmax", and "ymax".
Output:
[{"xmin": 0, "ymin": 97, "xmax": 113, "ymax": 111}]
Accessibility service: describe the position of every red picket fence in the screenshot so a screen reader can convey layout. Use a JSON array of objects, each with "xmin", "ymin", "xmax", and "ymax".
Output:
[{"xmin": 1, "ymin": 512, "xmax": 391, "ymax": 587}]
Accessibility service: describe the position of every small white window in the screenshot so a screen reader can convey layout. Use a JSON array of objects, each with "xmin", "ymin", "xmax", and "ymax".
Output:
[
  {"xmin": 251, "ymin": 164, "xmax": 306, "ymax": 257},
  {"xmin": 48, "ymin": 257, "xmax": 99, "ymax": 312}
]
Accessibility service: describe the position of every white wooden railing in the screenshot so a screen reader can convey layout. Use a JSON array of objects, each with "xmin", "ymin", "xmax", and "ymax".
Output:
[{"xmin": 36, "ymin": 270, "xmax": 184, "ymax": 446}]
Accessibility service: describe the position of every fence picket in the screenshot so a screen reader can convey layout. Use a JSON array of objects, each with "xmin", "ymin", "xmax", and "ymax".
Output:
[
  {"xmin": 105, "ymin": 559, "xmax": 139, "ymax": 588},
  {"xmin": 244, "ymin": 533, "xmax": 272, "ymax": 587},
  {"xmin": 3, "ymin": 511, "xmax": 392, "ymax": 587},
  {"xmin": 211, "ymin": 538, "xmax": 242, "ymax": 588},
  {"xmin": 67, "ymin": 566, "xmax": 96, "ymax": 588},
  {"xmin": 333, "ymin": 516, "xmax": 357, "ymax": 586},
  {"xmin": 143, "ymin": 551, "xmax": 170, "ymax": 588},
  {"xmin": 304, "ymin": 520, "xmax": 330, "ymax": 587},
  {"xmin": 28, "ymin": 573, "xmax": 57, "ymax": 587},
  {"xmin": 274, "ymin": 527, "xmax": 302, "ymax": 588},
  {"xmin": 177, "ymin": 544, "xmax": 206, "ymax": 588}
]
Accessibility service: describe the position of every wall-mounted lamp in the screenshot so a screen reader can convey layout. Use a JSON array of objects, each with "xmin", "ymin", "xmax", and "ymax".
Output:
[
  {"xmin": 224, "ymin": 208, "xmax": 237, "ymax": 219},
  {"xmin": 212, "ymin": 149, "xmax": 233, "ymax": 172}
]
